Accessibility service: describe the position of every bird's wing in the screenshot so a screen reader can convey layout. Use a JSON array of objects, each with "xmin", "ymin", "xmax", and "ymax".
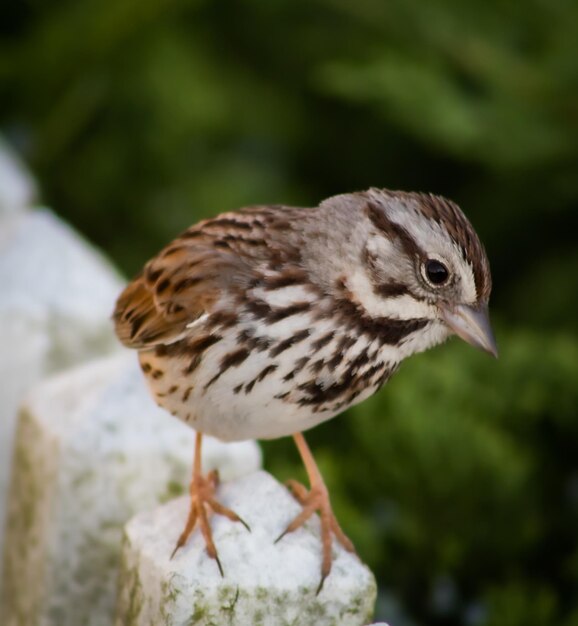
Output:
[{"xmin": 113, "ymin": 208, "xmax": 304, "ymax": 349}]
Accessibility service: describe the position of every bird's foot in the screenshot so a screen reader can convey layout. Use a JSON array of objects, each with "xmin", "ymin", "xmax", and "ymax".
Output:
[
  {"xmin": 170, "ymin": 469, "xmax": 250, "ymax": 576},
  {"xmin": 276, "ymin": 478, "xmax": 356, "ymax": 593}
]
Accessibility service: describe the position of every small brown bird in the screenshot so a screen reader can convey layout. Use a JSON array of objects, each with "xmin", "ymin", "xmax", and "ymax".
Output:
[{"xmin": 113, "ymin": 188, "xmax": 496, "ymax": 590}]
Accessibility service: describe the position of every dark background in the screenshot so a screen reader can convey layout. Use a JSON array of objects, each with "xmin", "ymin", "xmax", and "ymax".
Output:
[{"xmin": 2, "ymin": 1, "xmax": 578, "ymax": 624}]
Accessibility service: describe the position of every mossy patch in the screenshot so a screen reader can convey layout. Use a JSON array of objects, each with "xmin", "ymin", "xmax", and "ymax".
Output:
[
  {"xmin": 117, "ymin": 541, "xmax": 145, "ymax": 626},
  {"xmin": 159, "ymin": 479, "xmax": 186, "ymax": 504}
]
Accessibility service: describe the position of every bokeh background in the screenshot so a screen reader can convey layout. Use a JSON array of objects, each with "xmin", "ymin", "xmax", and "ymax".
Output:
[{"xmin": 2, "ymin": 1, "xmax": 578, "ymax": 624}]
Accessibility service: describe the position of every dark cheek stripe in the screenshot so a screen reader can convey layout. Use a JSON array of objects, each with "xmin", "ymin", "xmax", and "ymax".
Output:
[
  {"xmin": 372, "ymin": 282, "xmax": 410, "ymax": 298},
  {"xmin": 330, "ymin": 297, "xmax": 428, "ymax": 344}
]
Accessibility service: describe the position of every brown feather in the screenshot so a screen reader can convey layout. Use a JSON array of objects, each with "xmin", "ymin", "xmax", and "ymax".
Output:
[{"xmin": 112, "ymin": 208, "xmax": 304, "ymax": 350}]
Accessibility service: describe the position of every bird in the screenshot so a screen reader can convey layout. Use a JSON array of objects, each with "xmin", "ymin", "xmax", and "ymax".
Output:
[{"xmin": 113, "ymin": 187, "xmax": 497, "ymax": 591}]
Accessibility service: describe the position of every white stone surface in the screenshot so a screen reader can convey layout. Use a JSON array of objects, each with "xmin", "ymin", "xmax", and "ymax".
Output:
[
  {"xmin": 0, "ymin": 208, "xmax": 124, "ymax": 574},
  {"xmin": 116, "ymin": 470, "xmax": 376, "ymax": 626},
  {"xmin": 1, "ymin": 352, "xmax": 262, "ymax": 626},
  {"xmin": 0, "ymin": 136, "xmax": 36, "ymax": 214}
]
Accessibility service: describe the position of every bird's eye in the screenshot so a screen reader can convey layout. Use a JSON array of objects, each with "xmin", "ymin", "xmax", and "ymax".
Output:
[{"xmin": 425, "ymin": 259, "xmax": 449, "ymax": 285}]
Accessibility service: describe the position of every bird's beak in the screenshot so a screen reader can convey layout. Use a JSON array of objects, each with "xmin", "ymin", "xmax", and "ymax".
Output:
[{"xmin": 441, "ymin": 303, "xmax": 498, "ymax": 358}]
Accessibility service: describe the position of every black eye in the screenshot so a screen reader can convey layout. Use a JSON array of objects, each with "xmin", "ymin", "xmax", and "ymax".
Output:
[{"xmin": 425, "ymin": 259, "xmax": 449, "ymax": 285}]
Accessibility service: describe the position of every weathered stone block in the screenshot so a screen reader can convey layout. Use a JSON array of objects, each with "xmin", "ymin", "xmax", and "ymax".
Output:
[
  {"xmin": 0, "ymin": 208, "xmax": 124, "ymax": 575},
  {"xmin": 116, "ymin": 471, "xmax": 376, "ymax": 626},
  {"xmin": 1, "ymin": 353, "xmax": 261, "ymax": 626}
]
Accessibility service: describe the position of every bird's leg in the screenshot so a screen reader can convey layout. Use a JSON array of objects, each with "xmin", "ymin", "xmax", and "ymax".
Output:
[
  {"xmin": 276, "ymin": 432, "xmax": 356, "ymax": 593},
  {"xmin": 171, "ymin": 432, "xmax": 250, "ymax": 576}
]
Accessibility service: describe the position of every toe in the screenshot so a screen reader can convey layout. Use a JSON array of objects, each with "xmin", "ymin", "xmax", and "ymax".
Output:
[
  {"xmin": 208, "ymin": 498, "xmax": 251, "ymax": 532},
  {"xmin": 275, "ymin": 501, "xmax": 318, "ymax": 543},
  {"xmin": 285, "ymin": 479, "xmax": 309, "ymax": 504},
  {"xmin": 330, "ymin": 516, "xmax": 356, "ymax": 554}
]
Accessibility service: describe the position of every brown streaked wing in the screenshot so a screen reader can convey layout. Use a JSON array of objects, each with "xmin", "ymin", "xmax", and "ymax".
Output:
[
  {"xmin": 113, "ymin": 272, "xmax": 167, "ymax": 348},
  {"xmin": 114, "ymin": 238, "xmax": 248, "ymax": 349},
  {"xmin": 113, "ymin": 208, "xmax": 304, "ymax": 350}
]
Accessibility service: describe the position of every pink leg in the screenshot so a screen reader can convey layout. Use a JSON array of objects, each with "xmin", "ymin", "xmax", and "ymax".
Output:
[{"xmin": 277, "ymin": 432, "xmax": 357, "ymax": 593}]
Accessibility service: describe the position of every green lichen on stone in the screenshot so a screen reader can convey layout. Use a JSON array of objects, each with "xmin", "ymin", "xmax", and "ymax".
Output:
[
  {"xmin": 117, "ymin": 539, "xmax": 145, "ymax": 626},
  {"xmin": 252, "ymin": 607, "xmax": 265, "ymax": 625},
  {"xmin": 71, "ymin": 468, "xmax": 96, "ymax": 489},
  {"xmin": 301, "ymin": 595, "xmax": 329, "ymax": 623},
  {"xmin": 174, "ymin": 580, "xmax": 375, "ymax": 626},
  {"xmin": 7, "ymin": 410, "xmax": 41, "ymax": 535},
  {"xmin": 1, "ymin": 408, "xmax": 55, "ymax": 626},
  {"xmin": 218, "ymin": 586, "xmax": 240, "ymax": 616},
  {"xmin": 187, "ymin": 603, "xmax": 208, "ymax": 624},
  {"xmin": 160, "ymin": 573, "xmax": 182, "ymax": 623},
  {"xmin": 272, "ymin": 589, "xmax": 290, "ymax": 608},
  {"xmin": 254, "ymin": 586, "xmax": 269, "ymax": 603},
  {"xmin": 159, "ymin": 479, "xmax": 185, "ymax": 504},
  {"xmin": 161, "ymin": 576, "xmax": 181, "ymax": 604},
  {"xmin": 348, "ymin": 579, "xmax": 378, "ymax": 623}
]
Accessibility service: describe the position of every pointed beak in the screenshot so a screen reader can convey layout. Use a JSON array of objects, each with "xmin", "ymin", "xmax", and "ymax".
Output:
[{"xmin": 441, "ymin": 303, "xmax": 498, "ymax": 358}]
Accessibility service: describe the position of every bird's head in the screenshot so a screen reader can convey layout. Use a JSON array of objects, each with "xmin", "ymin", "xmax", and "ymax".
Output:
[{"xmin": 333, "ymin": 188, "xmax": 497, "ymax": 358}]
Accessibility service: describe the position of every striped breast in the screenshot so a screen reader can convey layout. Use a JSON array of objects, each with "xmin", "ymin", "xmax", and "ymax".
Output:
[{"xmin": 136, "ymin": 272, "xmax": 437, "ymax": 441}]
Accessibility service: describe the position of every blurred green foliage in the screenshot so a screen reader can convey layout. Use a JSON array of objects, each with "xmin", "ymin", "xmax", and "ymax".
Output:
[
  {"xmin": 1, "ymin": 1, "xmax": 577, "ymax": 624},
  {"xmin": 267, "ymin": 329, "xmax": 578, "ymax": 625}
]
